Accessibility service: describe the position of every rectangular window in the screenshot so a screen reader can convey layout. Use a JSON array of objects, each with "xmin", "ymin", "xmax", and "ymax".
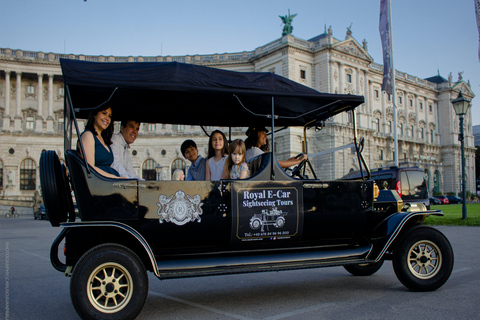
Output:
[
  {"xmin": 346, "ymin": 74, "xmax": 352, "ymax": 83},
  {"xmin": 430, "ymin": 129, "xmax": 434, "ymax": 143},
  {"xmin": 380, "ymin": 149, "xmax": 384, "ymax": 160},
  {"xmin": 26, "ymin": 116, "xmax": 34, "ymax": 130},
  {"xmin": 58, "ymin": 87, "xmax": 64, "ymax": 96},
  {"xmin": 58, "ymin": 118, "xmax": 64, "ymax": 132},
  {"xmin": 409, "ymin": 99, "xmax": 413, "ymax": 107},
  {"xmin": 176, "ymin": 124, "xmax": 185, "ymax": 132},
  {"xmin": 387, "ymin": 94, "xmax": 391, "ymax": 101},
  {"xmin": 410, "ymin": 125, "xmax": 414, "ymax": 137},
  {"xmin": 420, "ymin": 102, "xmax": 423, "ymax": 110},
  {"xmin": 27, "ymin": 85, "xmax": 35, "ymax": 94},
  {"xmin": 398, "ymin": 96, "xmax": 403, "ymax": 104},
  {"xmin": 421, "ymin": 128, "xmax": 424, "ymax": 139},
  {"xmin": 147, "ymin": 123, "xmax": 156, "ymax": 132},
  {"xmin": 300, "ymin": 70, "xmax": 306, "ymax": 80},
  {"xmin": 429, "ymin": 104, "xmax": 433, "ymax": 112},
  {"xmin": 374, "ymin": 90, "xmax": 379, "ymax": 98},
  {"xmin": 400, "ymin": 123, "xmax": 404, "ymax": 135}
]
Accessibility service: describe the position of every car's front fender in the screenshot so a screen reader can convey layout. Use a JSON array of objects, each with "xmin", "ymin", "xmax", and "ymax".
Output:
[{"xmin": 368, "ymin": 209, "xmax": 443, "ymax": 261}]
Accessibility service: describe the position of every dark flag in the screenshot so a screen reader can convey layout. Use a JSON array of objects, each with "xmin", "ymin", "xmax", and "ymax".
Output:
[
  {"xmin": 475, "ymin": 0, "xmax": 480, "ymax": 62},
  {"xmin": 379, "ymin": 0, "xmax": 393, "ymax": 95}
]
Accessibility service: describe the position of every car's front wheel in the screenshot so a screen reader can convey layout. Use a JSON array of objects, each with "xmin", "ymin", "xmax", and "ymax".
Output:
[
  {"xmin": 393, "ymin": 225, "xmax": 453, "ymax": 291},
  {"xmin": 344, "ymin": 260, "xmax": 384, "ymax": 276},
  {"xmin": 70, "ymin": 244, "xmax": 148, "ymax": 320}
]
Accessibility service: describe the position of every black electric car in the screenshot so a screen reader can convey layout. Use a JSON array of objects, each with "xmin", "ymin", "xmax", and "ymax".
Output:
[{"xmin": 40, "ymin": 60, "xmax": 453, "ymax": 320}]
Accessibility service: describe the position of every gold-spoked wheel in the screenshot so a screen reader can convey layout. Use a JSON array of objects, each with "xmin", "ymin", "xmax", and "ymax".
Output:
[
  {"xmin": 407, "ymin": 240, "xmax": 441, "ymax": 280},
  {"xmin": 87, "ymin": 262, "xmax": 133, "ymax": 313},
  {"xmin": 71, "ymin": 244, "xmax": 148, "ymax": 320},
  {"xmin": 393, "ymin": 226, "xmax": 453, "ymax": 291}
]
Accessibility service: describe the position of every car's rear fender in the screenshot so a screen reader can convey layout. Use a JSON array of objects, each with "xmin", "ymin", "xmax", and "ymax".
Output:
[
  {"xmin": 51, "ymin": 221, "xmax": 157, "ymax": 276},
  {"xmin": 368, "ymin": 209, "xmax": 443, "ymax": 262}
]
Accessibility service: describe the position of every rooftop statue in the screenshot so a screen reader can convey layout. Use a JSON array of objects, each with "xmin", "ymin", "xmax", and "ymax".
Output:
[{"xmin": 279, "ymin": 10, "xmax": 297, "ymax": 36}]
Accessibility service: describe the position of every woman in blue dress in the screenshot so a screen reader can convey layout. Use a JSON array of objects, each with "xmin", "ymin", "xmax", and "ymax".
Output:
[{"xmin": 79, "ymin": 105, "xmax": 123, "ymax": 178}]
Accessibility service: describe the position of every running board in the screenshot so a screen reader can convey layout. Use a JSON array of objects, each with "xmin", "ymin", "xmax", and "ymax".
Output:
[{"xmin": 155, "ymin": 245, "xmax": 372, "ymax": 279}]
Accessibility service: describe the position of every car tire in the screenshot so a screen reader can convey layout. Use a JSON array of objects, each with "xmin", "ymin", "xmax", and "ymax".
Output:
[
  {"xmin": 70, "ymin": 244, "xmax": 148, "ymax": 320},
  {"xmin": 392, "ymin": 225, "xmax": 453, "ymax": 291},
  {"xmin": 39, "ymin": 151, "xmax": 71, "ymax": 226},
  {"xmin": 344, "ymin": 260, "xmax": 384, "ymax": 276}
]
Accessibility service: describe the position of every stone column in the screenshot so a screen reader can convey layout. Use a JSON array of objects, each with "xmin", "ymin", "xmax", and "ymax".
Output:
[
  {"xmin": 14, "ymin": 72, "xmax": 22, "ymax": 132},
  {"xmin": 338, "ymin": 62, "xmax": 344, "ymax": 94},
  {"xmin": 46, "ymin": 74, "xmax": 54, "ymax": 133},
  {"xmin": 2, "ymin": 71, "xmax": 11, "ymax": 131},
  {"xmin": 35, "ymin": 73, "xmax": 44, "ymax": 133},
  {"xmin": 355, "ymin": 67, "xmax": 360, "ymax": 95}
]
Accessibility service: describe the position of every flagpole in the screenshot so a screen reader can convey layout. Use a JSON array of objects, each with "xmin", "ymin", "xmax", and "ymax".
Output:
[
  {"xmin": 380, "ymin": 0, "xmax": 398, "ymax": 166},
  {"xmin": 388, "ymin": 0, "xmax": 398, "ymax": 167}
]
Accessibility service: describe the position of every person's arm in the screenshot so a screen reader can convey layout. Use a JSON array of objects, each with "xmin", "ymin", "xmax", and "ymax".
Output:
[
  {"xmin": 205, "ymin": 159, "xmax": 211, "ymax": 181},
  {"xmin": 239, "ymin": 162, "xmax": 249, "ymax": 179},
  {"xmin": 278, "ymin": 154, "xmax": 307, "ymax": 169},
  {"xmin": 81, "ymin": 131, "xmax": 124, "ymax": 179},
  {"xmin": 110, "ymin": 137, "xmax": 130, "ymax": 178},
  {"xmin": 220, "ymin": 162, "xmax": 229, "ymax": 180}
]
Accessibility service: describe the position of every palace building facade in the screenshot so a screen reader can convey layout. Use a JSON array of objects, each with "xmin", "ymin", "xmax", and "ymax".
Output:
[{"xmin": 0, "ymin": 27, "xmax": 476, "ymax": 207}]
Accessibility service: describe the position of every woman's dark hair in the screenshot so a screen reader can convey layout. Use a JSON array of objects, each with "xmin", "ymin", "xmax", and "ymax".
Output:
[
  {"xmin": 84, "ymin": 105, "xmax": 114, "ymax": 145},
  {"xmin": 245, "ymin": 130, "xmax": 269, "ymax": 152},
  {"xmin": 207, "ymin": 130, "xmax": 228, "ymax": 158}
]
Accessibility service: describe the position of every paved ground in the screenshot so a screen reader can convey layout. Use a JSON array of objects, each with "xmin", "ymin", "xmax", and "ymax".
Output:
[{"xmin": 0, "ymin": 216, "xmax": 479, "ymax": 320}]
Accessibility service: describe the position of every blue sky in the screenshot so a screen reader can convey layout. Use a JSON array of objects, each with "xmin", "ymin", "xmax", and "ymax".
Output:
[{"xmin": 2, "ymin": 0, "xmax": 479, "ymax": 125}]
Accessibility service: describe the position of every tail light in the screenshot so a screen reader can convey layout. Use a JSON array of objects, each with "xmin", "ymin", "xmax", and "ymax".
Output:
[{"xmin": 396, "ymin": 181, "xmax": 402, "ymax": 198}]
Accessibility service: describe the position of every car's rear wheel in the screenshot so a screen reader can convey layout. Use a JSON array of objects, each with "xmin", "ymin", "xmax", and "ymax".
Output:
[
  {"xmin": 70, "ymin": 244, "xmax": 148, "ymax": 320},
  {"xmin": 393, "ymin": 225, "xmax": 453, "ymax": 291},
  {"xmin": 344, "ymin": 260, "xmax": 384, "ymax": 276}
]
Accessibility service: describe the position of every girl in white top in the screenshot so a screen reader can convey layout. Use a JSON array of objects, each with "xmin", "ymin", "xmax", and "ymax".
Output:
[{"xmin": 205, "ymin": 130, "xmax": 229, "ymax": 181}]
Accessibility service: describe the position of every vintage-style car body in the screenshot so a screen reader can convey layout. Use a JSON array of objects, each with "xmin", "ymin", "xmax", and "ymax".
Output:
[{"xmin": 40, "ymin": 60, "xmax": 454, "ymax": 320}]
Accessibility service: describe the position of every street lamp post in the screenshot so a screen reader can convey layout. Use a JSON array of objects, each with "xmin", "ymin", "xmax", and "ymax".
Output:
[{"xmin": 452, "ymin": 91, "xmax": 471, "ymax": 220}]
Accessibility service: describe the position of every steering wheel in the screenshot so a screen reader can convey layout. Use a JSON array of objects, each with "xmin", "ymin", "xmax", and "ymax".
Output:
[{"xmin": 291, "ymin": 159, "xmax": 307, "ymax": 179}]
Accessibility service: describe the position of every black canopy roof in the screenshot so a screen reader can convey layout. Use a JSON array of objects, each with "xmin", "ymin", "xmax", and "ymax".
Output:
[{"xmin": 60, "ymin": 59, "xmax": 364, "ymax": 127}]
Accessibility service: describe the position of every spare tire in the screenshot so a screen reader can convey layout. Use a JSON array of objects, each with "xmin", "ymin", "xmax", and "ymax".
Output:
[{"xmin": 40, "ymin": 151, "xmax": 72, "ymax": 226}]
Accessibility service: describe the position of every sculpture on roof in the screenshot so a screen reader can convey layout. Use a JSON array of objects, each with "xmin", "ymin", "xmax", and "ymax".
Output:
[
  {"xmin": 346, "ymin": 23, "xmax": 353, "ymax": 38},
  {"xmin": 458, "ymin": 71, "xmax": 463, "ymax": 82},
  {"xmin": 279, "ymin": 10, "xmax": 297, "ymax": 36}
]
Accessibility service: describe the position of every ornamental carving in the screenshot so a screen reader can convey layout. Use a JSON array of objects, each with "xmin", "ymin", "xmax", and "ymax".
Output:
[{"xmin": 157, "ymin": 190, "xmax": 203, "ymax": 225}]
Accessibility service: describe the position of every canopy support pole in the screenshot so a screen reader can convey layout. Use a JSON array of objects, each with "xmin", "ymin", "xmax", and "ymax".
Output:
[{"xmin": 270, "ymin": 97, "xmax": 275, "ymax": 180}]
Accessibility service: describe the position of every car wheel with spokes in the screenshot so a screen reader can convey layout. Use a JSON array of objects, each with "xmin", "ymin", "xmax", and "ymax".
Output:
[
  {"xmin": 70, "ymin": 244, "xmax": 148, "ymax": 320},
  {"xmin": 392, "ymin": 225, "xmax": 453, "ymax": 291}
]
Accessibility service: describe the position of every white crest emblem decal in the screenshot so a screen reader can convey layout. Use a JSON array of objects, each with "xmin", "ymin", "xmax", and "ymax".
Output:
[{"xmin": 156, "ymin": 190, "xmax": 203, "ymax": 225}]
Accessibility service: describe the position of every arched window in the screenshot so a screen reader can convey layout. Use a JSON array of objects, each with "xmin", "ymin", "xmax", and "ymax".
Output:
[
  {"xmin": 20, "ymin": 158, "xmax": 36, "ymax": 190},
  {"xmin": 142, "ymin": 159, "xmax": 156, "ymax": 181},
  {"xmin": 0, "ymin": 160, "xmax": 3, "ymax": 190},
  {"xmin": 171, "ymin": 158, "xmax": 186, "ymax": 178}
]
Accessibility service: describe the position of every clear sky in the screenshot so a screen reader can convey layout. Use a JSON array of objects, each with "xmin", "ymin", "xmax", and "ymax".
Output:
[{"xmin": 2, "ymin": 0, "xmax": 479, "ymax": 125}]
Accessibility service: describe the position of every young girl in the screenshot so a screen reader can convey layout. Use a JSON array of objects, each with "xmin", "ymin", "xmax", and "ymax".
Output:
[
  {"xmin": 205, "ymin": 130, "xmax": 229, "ymax": 181},
  {"xmin": 222, "ymin": 139, "xmax": 250, "ymax": 180}
]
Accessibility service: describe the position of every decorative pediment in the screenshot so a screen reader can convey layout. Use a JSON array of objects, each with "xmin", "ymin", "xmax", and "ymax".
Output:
[
  {"xmin": 452, "ymin": 82, "xmax": 475, "ymax": 98},
  {"xmin": 333, "ymin": 39, "xmax": 373, "ymax": 62}
]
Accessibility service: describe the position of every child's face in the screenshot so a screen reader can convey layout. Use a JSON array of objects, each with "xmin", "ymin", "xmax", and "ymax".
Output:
[
  {"xmin": 231, "ymin": 149, "xmax": 243, "ymax": 165},
  {"xmin": 184, "ymin": 146, "xmax": 199, "ymax": 163},
  {"xmin": 211, "ymin": 133, "xmax": 224, "ymax": 150}
]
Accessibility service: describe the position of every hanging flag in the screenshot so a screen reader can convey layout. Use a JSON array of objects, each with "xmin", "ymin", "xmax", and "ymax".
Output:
[
  {"xmin": 475, "ymin": 0, "xmax": 480, "ymax": 62},
  {"xmin": 379, "ymin": 0, "xmax": 393, "ymax": 95}
]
